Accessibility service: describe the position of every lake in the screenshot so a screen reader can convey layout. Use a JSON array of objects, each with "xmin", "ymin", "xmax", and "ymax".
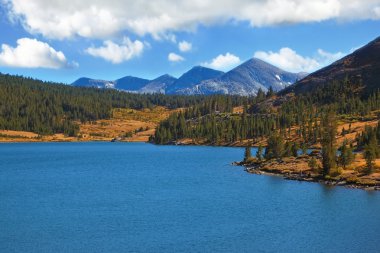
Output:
[{"xmin": 0, "ymin": 142, "xmax": 379, "ymax": 253}]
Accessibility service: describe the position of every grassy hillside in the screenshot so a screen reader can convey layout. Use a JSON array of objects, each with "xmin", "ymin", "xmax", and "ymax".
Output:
[{"xmin": 0, "ymin": 106, "xmax": 177, "ymax": 142}]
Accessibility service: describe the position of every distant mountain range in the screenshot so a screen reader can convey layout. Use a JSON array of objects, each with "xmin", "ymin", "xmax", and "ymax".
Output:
[{"xmin": 72, "ymin": 58, "xmax": 307, "ymax": 96}]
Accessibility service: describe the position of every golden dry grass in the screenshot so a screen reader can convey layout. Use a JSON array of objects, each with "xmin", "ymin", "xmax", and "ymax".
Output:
[
  {"xmin": 336, "ymin": 119, "xmax": 378, "ymax": 145},
  {"xmin": 233, "ymin": 106, "xmax": 244, "ymax": 114},
  {"xmin": 79, "ymin": 106, "xmax": 175, "ymax": 141},
  {"xmin": 0, "ymin": 106, "xmax": 176, "ymax": 143}
]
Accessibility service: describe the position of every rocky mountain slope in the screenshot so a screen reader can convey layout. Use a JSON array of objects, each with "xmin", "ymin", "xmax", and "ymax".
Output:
[
  {"xmin": 165, "ymin": 66, "xmax": 224, "ymax": 94},
  {"xmin": 176, "ymin": 58, "xmax": 306, "ymax": 96},
  {"xmin": 138, "ymin": 74, "xmax": 177, "ymax": 94}
]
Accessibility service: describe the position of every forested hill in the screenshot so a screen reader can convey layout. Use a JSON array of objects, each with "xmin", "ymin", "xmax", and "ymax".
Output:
[
  {"xmin": 279, "ymin": 36, "xmax": 380, "ymax": 97},
  {"xmin": 0, "ymin": 73, "xmax": 249, "ymax": 136},
  {"xmin": 251, "ymin": 37, "xmax": 380, "ymax": 114}
]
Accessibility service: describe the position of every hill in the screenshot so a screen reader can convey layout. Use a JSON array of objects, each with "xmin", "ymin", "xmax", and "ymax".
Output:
[{"xmin": 280, "ymin": 36, "xmax": 380, "ymax": 97}]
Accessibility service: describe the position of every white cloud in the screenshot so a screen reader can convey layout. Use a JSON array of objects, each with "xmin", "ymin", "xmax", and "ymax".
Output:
[
  {"xmin": 201, "ymin": 53, "xmax": 241, "ymax": 71},
  {"xmin": 85, "ymin": 37, "xmax": 144, "ymax": 64},
  {"xmin": 178, "ymin": 41, "xmax": 192, "ymax": 52},
  {"xmin": 0, "ymin": 37, "xmax": 71, "ymax": 69},
  {"xmin": 316, "ymin": 49, "xmax": 345, "ymax": 66},
  {"xmin": 4, "ymin": 0, "xmax": 380, "ymax": 39},
  {"xmin": 375, "ymin": 6, "xmax": 380, "ymax": 16},
  {"xmin": 254, "ymin": 47, "xmax": 346, "ymax": 73},
  {"xmin": 168, "ymin": 52, "xmax": 184, "ymax": 62}
]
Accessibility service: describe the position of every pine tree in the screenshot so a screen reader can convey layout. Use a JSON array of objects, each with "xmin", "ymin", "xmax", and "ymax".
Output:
[
  {"xmin": 339, "ymin": 140, "xmax": 354, "ymax": 169},
  {"xmin": 256, "ymin": 145, "xmax": 263, "ymax": 161},
  {"xmin": 291, "ymin": 142, "xmax": 299, "ymax": 157},
  {"xmin": 265, "ymin": 134, "xmax": 284, "ymax": 160},
  {"xmin": 321, "ymin": 110, "xmax": 337, "ymax": 176},
  {"xmin": 256, "ymin": 88, "xmax": 266, "ymax": 102},
  {"xmin": 308, "ymin": 157, "xmax": 318, "ymax": 172},
  {"xmin": 266, "ymin": 86, "xmax": 275, "ymax": 98},
  {"xmin": 341, "ymin": 127, "xmax": 346, "ymax": 136},
  {"xmin": 301, "ymin": 143, "xmax": 308, "ymax": 155},
  {"xmin": 364, "ymin": 144, "xmax": 376, "ymax": 174},
  {"xmin": 363, "ymin": 133, "xmax": 379, "ymax": 174},
  {"xmin": 244, "ymin": 145, "xmax": 252, "ymax": 162},
  {"xmin": 283, "ymin": 141, "xmax": 292, "ymax": 157}
]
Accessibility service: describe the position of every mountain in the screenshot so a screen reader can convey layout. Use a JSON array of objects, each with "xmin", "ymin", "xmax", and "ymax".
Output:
[
  {"xmin": 166, "ymin": 66, "xmax": 224, "ymax": 94},
  {"xmin": 176, "ymin": 58, "xmax": 306, "ymax": 96},
  {"xmin": 72, "ymin": 77, "xmax": 115, "ymax": 89},
  {"xmin": 73, "ymin": 76, "xmax": 150, "ymax": 92},
  {"xmin": 280, "ymin": 36, "xmax": 380, "ymax": 96},
  {"xmin": 114, "ymin": 76, "xmax": 150, "ymax": 91},
  {"xmin": 138, "ymin": 74, "xmax": 177, "ymax": 94},
  {"xmin": 72, "ymin": 59, "xmax": 306, "ymax": 96}
]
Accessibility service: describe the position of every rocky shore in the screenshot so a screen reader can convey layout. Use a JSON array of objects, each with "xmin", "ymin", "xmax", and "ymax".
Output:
[{"xmin": 234, "ymin": 156, "xmax": 380, "ymax": 191}]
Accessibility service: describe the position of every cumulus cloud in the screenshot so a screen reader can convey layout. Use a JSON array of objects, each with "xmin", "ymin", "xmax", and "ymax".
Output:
[
  {"xmin": 0, "ymin": 37, "xmax": 71, "ymax": 69},
  {"xmin": 168, "ymin": 52, "xmax": 184, "ymax": 62},
  {"xmin": 254, "ymin": 47, "xmax": 346, "ymax": 73},
  {"xmin": 178, "ymin": 41, "xmax": 192, "ymax": 52},
  {"xmin": 4, "ymin": 0, "xmax": 380, "ymax": 39},
  {"xmin": 85, "ymin": 37, "xmax": 144, "ymax": 64},
  {"xmin": 201, "ymin": 53, "xmax": 241, "ymax": 71}
]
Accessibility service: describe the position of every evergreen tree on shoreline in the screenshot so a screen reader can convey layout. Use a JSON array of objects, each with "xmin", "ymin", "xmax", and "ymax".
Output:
[
  {"xmin": 265, "ymin": 134, "xmax": 284, "ymax": 160},
  {"xmin": 256, "ymin": 145, "xmax": 263, "ymax": 161},
  {"xmin": 339, "ymin": 140, "xmax": 355, "ymax": 169},
  {"xmin": 363, "ymin": 132, "xmax": 379, "ymax": 174},
  {"xmin": 321, "ymin": 110, "xmax": 337, "ymax": 176},
  {"xmin": 291, "ymin": 142, "xmax": 299, "ymax": 157},
  {"xmin": 244, "ymin": 145, "xmax": 252, "ymax": 162}
]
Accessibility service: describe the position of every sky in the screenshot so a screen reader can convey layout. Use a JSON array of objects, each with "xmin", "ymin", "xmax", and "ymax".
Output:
[{"xmin": 0, "ymin": 0, "xmax": 379, "ymax": 84}]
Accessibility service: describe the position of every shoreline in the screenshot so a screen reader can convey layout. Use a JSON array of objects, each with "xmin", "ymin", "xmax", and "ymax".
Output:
[
  {"xmin": 234, "ymin": 159, "xmax": 380, "ymax": 191},
  {"xmin": 0, "ymin": 139, "xmax": 148, "ymax": 144}
]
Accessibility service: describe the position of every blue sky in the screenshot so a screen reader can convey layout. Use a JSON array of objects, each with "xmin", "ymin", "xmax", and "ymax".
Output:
[{"xmin": 0, "ymin": 0, "xmax": 379, "ymax": 83}]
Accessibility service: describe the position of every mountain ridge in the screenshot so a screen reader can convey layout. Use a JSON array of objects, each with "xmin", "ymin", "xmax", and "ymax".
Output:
[
  {"xmin": 165, "ymin": 66, "xmax": 224, "ymax": 94},
  {"xmin": 176, "ymin": 58, "xmax": 306, "ymax": 96},
  {"xmin": 72, "ymin": 58, "xmax": 306, "ymax": 95},
  {"xmin": 139, "ymin": 74, "xmax": 177, "ymax": 94},
  {"xmin": 280, "ymin": 36, "xmax": 380, "ymax": 96}
]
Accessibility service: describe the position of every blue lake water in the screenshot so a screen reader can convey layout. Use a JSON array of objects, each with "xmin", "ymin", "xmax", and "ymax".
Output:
[{"xmin": 0, "ymin": 142, "xmax": 379, "ymax": 253}]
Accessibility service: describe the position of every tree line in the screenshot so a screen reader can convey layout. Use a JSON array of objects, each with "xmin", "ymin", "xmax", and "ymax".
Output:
[
  {"xmin": 0, "ymin": 73, "xmax": 248, "ymax": 136},
  {"xmin": 154, "ymin": 79, "xmax": 380, "ymax": 145}
]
